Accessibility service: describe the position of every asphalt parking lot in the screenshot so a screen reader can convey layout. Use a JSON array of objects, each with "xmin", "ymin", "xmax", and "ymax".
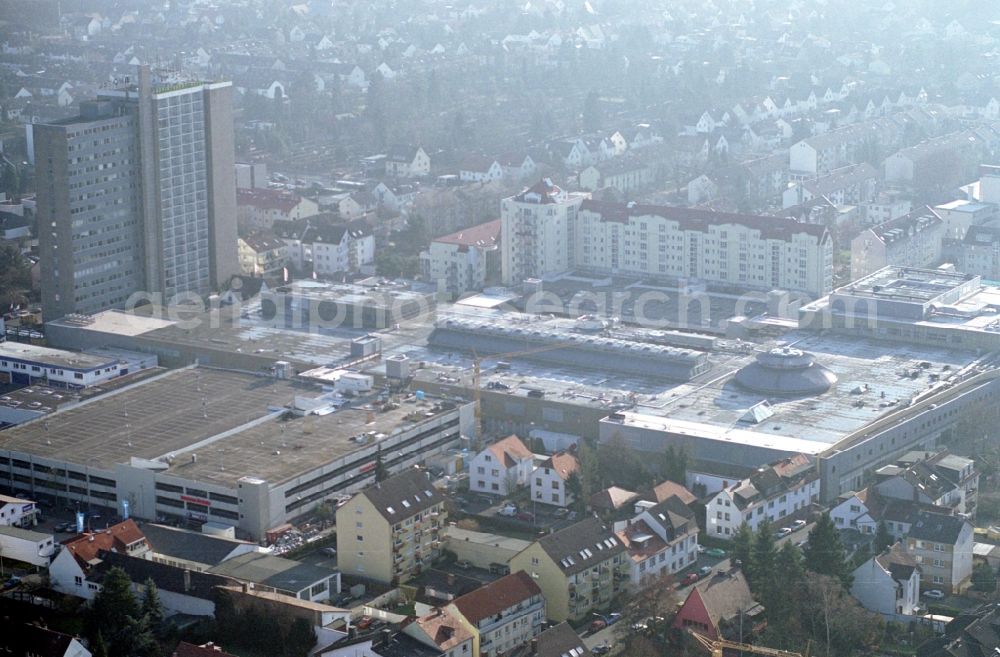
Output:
[{"xmin": 452, "ymin": 492, "xmax": 579, "ymax": 532}]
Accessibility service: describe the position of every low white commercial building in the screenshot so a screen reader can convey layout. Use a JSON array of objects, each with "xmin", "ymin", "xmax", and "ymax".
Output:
[
  {"xmin": 0, "ymin": 342, "xmax": 122, "ymax": 388},
  {"xmin": 0, "ymin": 525, "xmax": 56, "ymax": 567},
  {"xmin": 0, "ymin": 493, "xmax": 39, "ymax": 527}
]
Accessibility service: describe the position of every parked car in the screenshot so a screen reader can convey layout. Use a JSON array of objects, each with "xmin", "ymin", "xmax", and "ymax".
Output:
[
  {"xmin": 704, "ymin": 548, "xmax": 726, "ymax": 558},
  {"xmin": 696, "ymin": 544, "xmax": 706, "ymax": 554},
  {"xmin": 792, "ymin": 519, "xmax": 807, "ymax": 528},
  {"xmin": 632, "ymin": 616, "xmax": 665, "ymax": 632},
  {"xmin": 699, "ymin": 566, "xmax": 712, "ymax": 576},
  {"xmin": 497, "ymin": 504, "xmax": 518, "ymax": 517},
  {"xmin": 516, "ymin": 511, "xmax": 535, "ymax": 522},
  {"xmin": 681, "ymin": 573, "xmax": 700, "ymax": 586},
  {"xmin": 775, "ymin": 527, "xmax": 793, "ymax": 538},
  {"xmin": 455, "ymin": 560, "xmax": 473, "ymax": 570},
  {"xmin": 590, "ymin": 612, "xmax": 621, "ymax": 632},
  {"xmin": 553, "ymin": 508, "xmax": 570, "ymax": 518},
  {"xmin": 923, "ymin": 589, "xmax": 945, "ymax": 599},
  {"xmin": 356, "ymin": 616, "xmax": 374, "ymax": 630},
  {"xmin": 2, "ymin": 577, "xmax": 21, "ymax": 590},
  {"xmin": 321, "ymin": 547, "xmax": 337, "ymax": 556},
  {"xmin": 592, "ymin": 643, "xmax": 611, "ymax": 655}
]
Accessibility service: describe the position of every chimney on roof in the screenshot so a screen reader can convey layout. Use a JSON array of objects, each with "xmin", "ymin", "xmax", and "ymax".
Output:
[
  {"xmin": 447, "ymin": 573, "xmax": 455, "ymax": 586},
  {"xmin": 381, "ymin": 628, "xmax": 392, "ymax": 648},
  {"xmin": 183, "ymin": 569, "xmax": 191, "ymax": 593}
]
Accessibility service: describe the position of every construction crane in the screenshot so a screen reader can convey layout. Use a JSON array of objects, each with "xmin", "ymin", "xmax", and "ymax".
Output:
[{"xmin": 690, "ymin": 632, "xmax": 806, "ymax": 657}]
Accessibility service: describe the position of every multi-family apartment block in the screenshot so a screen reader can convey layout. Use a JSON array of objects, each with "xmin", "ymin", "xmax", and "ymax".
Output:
[
  {"xmin": 500, "ymin": 179, "xmax": 588, "ymax": 285},
  {"xmin": 236, "ymin": 188, "xmax": 319, "ymax": 232},
  {"xmin": 705, "ymin": 454, "xmax": 819, "ymax": 538},
  {"xmin": 905, "ymin": 513, "xmax": 974, "ymax": 594},
  {"xmin": 449, "ymin": 571, "xmax": 545, "ymax": 657},
  {"xmin": 336, "ymin": 468, "xmax": 446, "ymax": 585},
  {"xmin": 509, "ymin": 517, "xmax": 629, "ymax": 623},
  {"xmin": 617, "ymin": 495, "xmax": 699, "ymax": 586},
  {"xmin": 850, "ymin": 207, "xmax": 944, "ymax": 280},
  {"xmin": 575, "ymin": 201, "xmax": 833, "ymax": 297},
  {"xmin": 35, "ymin": 65, "xmax": 239, "ymax": 319},
  {"xmin": 420, "ymin": 219, "xmax": 501, "ymax": 298}
]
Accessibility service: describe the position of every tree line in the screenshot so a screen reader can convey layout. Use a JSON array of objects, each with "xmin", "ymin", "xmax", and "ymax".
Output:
[{"xmin": 729, "ymin": 513, "xmax": 883, "ymax": 656}]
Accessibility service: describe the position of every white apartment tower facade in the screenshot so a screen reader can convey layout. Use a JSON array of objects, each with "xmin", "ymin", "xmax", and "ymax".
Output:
[
  {"xmin": 500, "ymin": 179, "xmax": 587, "ymax": 285},
  {"xmin": 575, "ymin": 201, "xmax": 833, "ymax": 297}
]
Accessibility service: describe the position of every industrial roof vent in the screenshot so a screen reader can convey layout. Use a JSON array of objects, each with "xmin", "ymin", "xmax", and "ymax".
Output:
[{"xmin": 733, "ymin": 347, "xmax": 837, "ymax": 397}]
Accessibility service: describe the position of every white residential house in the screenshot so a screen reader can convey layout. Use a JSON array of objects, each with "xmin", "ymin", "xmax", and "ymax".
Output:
[
  {"xmin": 617, "ymin": 495, "xmax": 699, "ymax": 587},
  {"xmin": 338, "ymin": 191, "xmax": 377, "ymax": 220},
  {"xmin": 578, "ymin": 159, "xmax": 654, "ymax": 195},
  {"xmin": 850, "ymin": 543, "xmax": 921, "ymax": 618},
  {"xmin": 873, "ymin": 451, "xmax": 979, "ymax": 520},
  {"xmin": 310, "ymin": 223, "xmax": 375, "ymax": 275},
  {"xmin": 498, "ymin": 154, "xmax": 537, "ymax": 181},
  {"xmin": 459, "ymin": 156, "xmax": 504, "ymax": 183},
  {"xmin": 337, "ymin": 65, "xmax": 367, "ymax": 89},
  {"xmin": 548, "ymin": 139, "xmax": 590, "ymax": 169},
  {"xmin": 531, "ymin": 451, "xmax": 580, "ymax": 508},
  {"xmin": 607, "ymin": 131, "xmax": 628, "ymax": 156},
  {"xmin": 372, "ymin": 182, "xmax": 402, "ymax": 213},
  {"xmin": 830, "ymin": 490, "xmax": 881, "ymax": 535},
  {"xmin": 468, "ymin": 435, "xmax": 535, "ymax": 496},
  {"xmin": 705, "ymin": 454, "xmax": 819, "ymax": 539},
  {"xmin": 385, "ymin": 145, "xmax": 430, "ymax": 178},
  {"xmin": 49, "ymin": 520, "xmax": 150, "ymax": 596}
]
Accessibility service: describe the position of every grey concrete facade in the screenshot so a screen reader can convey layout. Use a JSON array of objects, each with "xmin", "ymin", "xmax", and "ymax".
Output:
[
  {"xmin": 35, "ymin": 102, "xmax": 145, "ymax": 320},
  {"xmin": 35, "ymin": 65, "xmax": 238, "ymax": 320}
]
